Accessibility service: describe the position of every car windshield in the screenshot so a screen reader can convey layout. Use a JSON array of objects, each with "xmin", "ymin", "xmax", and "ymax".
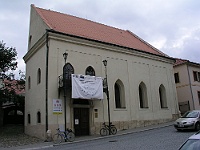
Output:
[
  {"xmin": 182, "ymin": 111, "xmax": 199, "ymax": 118},
  {"xmin": 179, "ymin": 139, "xmax": 200, "ymax": 150}
]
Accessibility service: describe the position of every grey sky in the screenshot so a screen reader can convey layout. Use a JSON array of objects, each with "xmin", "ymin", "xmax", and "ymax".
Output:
[{"xmin": 1, "ymin": 0, "xmax": 200, "ymax": 77}]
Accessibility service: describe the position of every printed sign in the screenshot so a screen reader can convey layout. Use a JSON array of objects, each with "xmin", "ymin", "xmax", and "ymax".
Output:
[{"xmin": 53, "ymin": 99, "xmax": 62, "ymax": 114}]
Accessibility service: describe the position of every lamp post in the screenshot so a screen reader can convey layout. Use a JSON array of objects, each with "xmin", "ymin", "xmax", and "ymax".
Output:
[
  {"xmin": 63, "ymin": 52, "xmax": 68, "ymax": 134},
  {"xmin": 102, "ymin": 60, "xmax": 111, "ymax": 135}
]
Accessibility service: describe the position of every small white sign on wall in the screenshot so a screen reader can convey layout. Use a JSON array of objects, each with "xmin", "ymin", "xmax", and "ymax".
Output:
[
  {"xmin": 75, "ymin": 119, "xmax": 79, "ymax": 125},
  {"xmin": 53, "ymin": 99, "xmax": 62, "ymax": 114}
]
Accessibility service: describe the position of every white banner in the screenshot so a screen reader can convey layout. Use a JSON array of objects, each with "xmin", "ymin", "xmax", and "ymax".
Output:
[{"xmin": 72, "ymin": 74, "xmax": 103, "ymax": 100}]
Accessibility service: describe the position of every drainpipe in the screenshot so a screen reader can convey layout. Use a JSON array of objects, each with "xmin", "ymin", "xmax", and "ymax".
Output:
[
  {"xmin": 187, "ymin": 64, "xmax": 195, "ymax": 110},
  {"xmin": 45, "ymin": 30, "xmax": 49, "ymax": 132}
]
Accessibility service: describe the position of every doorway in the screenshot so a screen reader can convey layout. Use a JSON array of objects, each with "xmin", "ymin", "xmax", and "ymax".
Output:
[{"xmin": 74, "ymin": 108, "xmax": 89, "ymax": 136}]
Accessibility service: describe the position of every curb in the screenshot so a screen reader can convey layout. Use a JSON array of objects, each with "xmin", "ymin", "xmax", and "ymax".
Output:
[{"xmin": 20, "ymin": 123, "xmax": 173, "ymax": 150}]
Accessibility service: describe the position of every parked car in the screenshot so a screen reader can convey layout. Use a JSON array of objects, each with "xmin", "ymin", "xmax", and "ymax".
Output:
[
  {"xmin": 174, "ymin": 110, "xmax": 200, "ymax": 131},
  {"xmin": 179, "ymin": 131, "xmax": 200, "ymax": 150}
]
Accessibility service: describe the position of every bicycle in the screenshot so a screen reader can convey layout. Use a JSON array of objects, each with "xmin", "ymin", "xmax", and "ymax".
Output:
[
  {"xmin": 53, "ymin": 128, "xmax": 75, "ymax": 144},
  {"xmin": 100, "ymin": 122, "xmax": 117, "ymax": 136}
]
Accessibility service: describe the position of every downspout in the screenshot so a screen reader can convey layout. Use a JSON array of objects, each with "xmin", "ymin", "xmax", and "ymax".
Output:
[
  {"xmin": 187, "ymin": 63, "xmax": 195, "ymax": 110},
  {"xmin": 45, "ymin": 30, "xmax": 49, "ymax": 132}
]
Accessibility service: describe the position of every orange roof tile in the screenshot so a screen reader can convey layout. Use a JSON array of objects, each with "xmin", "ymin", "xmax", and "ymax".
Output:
[
  {"xmin": 174, "ymin": 58, "xmax": 189, "ymax": 66},
  {"xmin": 174, "ymin": 58, "xmax": 200, "ymax": 67},
  {"xmin": 33, "ymin": 4, "xmax": 167, "ymax": 56}
]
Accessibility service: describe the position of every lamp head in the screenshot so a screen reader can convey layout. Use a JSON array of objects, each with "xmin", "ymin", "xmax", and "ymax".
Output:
[
  {"xmin": 63, "ymin": 52, "xmax": 68, "ymax": 63},
  {"xmin": 102, "ymin": 60, "xmax": 107, "ymax": 67}
]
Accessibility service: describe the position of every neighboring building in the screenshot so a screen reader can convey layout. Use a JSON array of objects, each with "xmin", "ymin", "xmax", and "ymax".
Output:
[
  {"xmin": 174, "ymin": 58, "xmax": 200, "ymax": 114},
  {"xmin": 1, "ymin": 79, "xmax": 25, "ymax": 125},
  {"xmin": 23, "ymin": 4, "xmax": 179, "ymax": 139}
]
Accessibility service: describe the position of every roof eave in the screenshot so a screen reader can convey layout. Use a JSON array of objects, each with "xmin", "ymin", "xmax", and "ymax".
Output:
[{"xmin": 47, "ymin": 29, "xmax": 174, "ymax": 62}]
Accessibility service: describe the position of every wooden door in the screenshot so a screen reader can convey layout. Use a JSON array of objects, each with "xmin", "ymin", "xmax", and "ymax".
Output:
[{"xmin": 74, "ymin": 108, "xmax": 89, "ymax": 136}]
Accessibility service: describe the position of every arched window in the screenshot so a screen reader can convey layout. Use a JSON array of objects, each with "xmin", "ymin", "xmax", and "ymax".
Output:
[
  {"xmin": 114, "ymin": 80, "xmax": 125, "ymax": 109},
  {"xmin": 37, "ymin": 111, "xmax": 41, "ymax": 123},
  {"xmin": 139, "ymin": 82, "xmax": 148, "ymax": 108},
  {"xmin": 28, "ymin": 76, "xmax": 31, "ymax": 90},
  {"xmin": 63, "ymin": 63, "xmax": 74, "ymax": 87},
  {"xmin": 85, "ymin": 66, "xmax": 95, "ymax": 76},
  {"xmin": 159, "ymin": 84, "xmax": 167, "ymax": 108},
  {"xmin": 37, "ymin": 68, "xmax": 41, "ymax": 84},
  {"xmin": 28, "ymin": 114, "xmax": 31, "ymax": 124}
]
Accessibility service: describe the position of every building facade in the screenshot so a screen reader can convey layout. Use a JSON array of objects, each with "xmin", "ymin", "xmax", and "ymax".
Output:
[
  {"xmin": 174, "ymin": 58, "xmax": 200, "ymax": 114},
  {"xmin": 23, "ymin": 4, "xmax": 179, "ymax": 139}
]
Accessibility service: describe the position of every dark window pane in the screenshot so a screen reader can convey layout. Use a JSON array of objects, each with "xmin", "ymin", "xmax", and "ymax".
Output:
[{"xmin": 115, "ymin": 83, "xmax": 121, "ymax": 108}]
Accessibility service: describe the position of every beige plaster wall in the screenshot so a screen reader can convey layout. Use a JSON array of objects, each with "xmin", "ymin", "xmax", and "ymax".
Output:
[{"xmin": 24, "ymin": 7, "xmax": 179, "ymax": 139}]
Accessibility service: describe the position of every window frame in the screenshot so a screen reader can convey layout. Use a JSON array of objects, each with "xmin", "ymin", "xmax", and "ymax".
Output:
[
  {"xmin": 37, "ymin": 68, "xmax": 41, "ymax": 84},
  {"xmin": 37, "ymin": 111, "xmax": 41, "ymax": 123},
  {"xmin": 28, "ymin": 76, "xmax": 31, "ymax": 90},
  {"xmin": 28, "ymin": 114, "xmax": 31, "ymax": 124},
  {"xmin": 139, "ymin": 82, "xmax": 148, "ymax": 109},
  {"xmin": 159, "ymin": 84, "xmax": 168, "ymax": 108},
  {"xmin": 193, "ymin": 71, "xmax": 198, "ymax": 81},
  {"xmin": 114, "ymin": 80, "xmax": 126, "ymax": 109},
  {"xmin": 174, "ymin": 72, "xmax": 180, "ymax": 83},
  {"xmin": 198, "ymin": 91, "xmax": 200, "ymax": 105},
  {"xmin": 85, "ymin": 66, "xmax": 95, "ymax": 76}
]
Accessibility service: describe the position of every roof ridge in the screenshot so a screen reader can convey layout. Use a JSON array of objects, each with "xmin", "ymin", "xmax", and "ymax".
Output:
[
  {"xmin": 126, "ymin": 30, "xmax": 168, "ymax": 56},
  {"xmin": 34, "ymin": 5, "xmax": 129, "ymax": 34}
]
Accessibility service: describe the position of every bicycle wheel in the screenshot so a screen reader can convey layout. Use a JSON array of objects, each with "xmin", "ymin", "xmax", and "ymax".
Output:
[
  {"xmin": 53, "ymin": 133, "xmax": 63, "ymax": 144},
  {"xmin": 100, "ymin": 128, "xmax": 108, "ymax": 136},
  {"xmin": 67, "ymin": 132, "xmax": 75, "ymax": 142},
  {"xmin": 110, "ymin": 127, "xmax": 117, "ymax": 135}
]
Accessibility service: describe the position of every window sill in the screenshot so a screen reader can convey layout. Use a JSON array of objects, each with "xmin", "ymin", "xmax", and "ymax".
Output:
[
  {"xmin": 161, "ymin": 107, "xmax": 168, "ymax": 109},
  {"xmin": 114, "ymin": 108, "xmax": 127, "ymax": 111},
  {"xmin": 140, "ymin": 107, "xmax": 149, "ymax": 109}
]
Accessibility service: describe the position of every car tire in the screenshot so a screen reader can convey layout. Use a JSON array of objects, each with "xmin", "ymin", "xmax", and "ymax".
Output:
[
  {"xmin": 177, "ymin": 129, "xmax": 182, "ymax": 132},
  {"xmin": 195, "ymin": 122, "xmax": 200, "ymax": 131}
]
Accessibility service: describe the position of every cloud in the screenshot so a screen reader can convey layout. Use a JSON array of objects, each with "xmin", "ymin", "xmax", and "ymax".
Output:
[{"xmin": 1, "ymin": 0, "xmax": 200, "ymax": 78}]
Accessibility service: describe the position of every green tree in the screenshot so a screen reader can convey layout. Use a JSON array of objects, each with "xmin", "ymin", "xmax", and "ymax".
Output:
[
  {"xmin": 0, "ymin": 41, "xmax": 17, "ymax": 79},
  {"xmin": 0, "ymin": 41, "xmax": 19, "ymax": 105},
  {"xmin": 0, "ymin": 41, "xmax": 19, "ymax": 126}
]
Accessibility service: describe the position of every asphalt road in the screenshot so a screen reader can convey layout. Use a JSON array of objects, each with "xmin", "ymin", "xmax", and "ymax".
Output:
[{"xmin": 46, "ymin": 126, "xmax": 196, "ymax": 150}]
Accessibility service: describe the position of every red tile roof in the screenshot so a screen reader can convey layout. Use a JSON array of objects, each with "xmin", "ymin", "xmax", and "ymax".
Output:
[
  {"xmin": 174, "ymin": 58, "xmax": 189, "ymax": 66},
  {"xmin": 33, "ymin": 4, "xmax": 167, "ymax": 56},
  {"xmin": 174, "ymin": 58, "xmax": 200, "ymax": 67}
]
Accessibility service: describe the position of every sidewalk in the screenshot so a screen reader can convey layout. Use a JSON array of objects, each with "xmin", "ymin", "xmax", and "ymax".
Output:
[{"xmin": 0, "ymin": 121, "xmax": 174, "ymax": 150}]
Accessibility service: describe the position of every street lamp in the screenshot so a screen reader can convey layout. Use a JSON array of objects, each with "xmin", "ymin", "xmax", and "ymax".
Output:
[
  {"xmin": 63, "ymin": 52, "xmax": 68, "ymax": 134},
  {"xmin": 102, "ymin": 60, "xmax": 111, "ymax": 135}
]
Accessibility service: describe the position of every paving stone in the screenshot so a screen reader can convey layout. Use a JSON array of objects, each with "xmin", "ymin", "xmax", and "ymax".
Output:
[{"xmin": 0, "ymin": 125, "xmax": 43, "ymax": 148}]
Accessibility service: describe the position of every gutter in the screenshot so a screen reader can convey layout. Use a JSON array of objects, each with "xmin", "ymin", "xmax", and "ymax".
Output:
[
  {"xmin": 45, "ymin": 30, "xmax": 49, "ymax": 132},
  {"xmin": 186, "ymin": 64, "xmax": 195, "ymax": 110}
]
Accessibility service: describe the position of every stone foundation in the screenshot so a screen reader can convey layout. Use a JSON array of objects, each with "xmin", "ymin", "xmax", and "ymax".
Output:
[
  {"xmin": 93, "ymin": 116, "xmax": 178, "ymax": 135},
  {"xmin": 25, "ymin": 114, "xmax": 179, "ymax": 140}
]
